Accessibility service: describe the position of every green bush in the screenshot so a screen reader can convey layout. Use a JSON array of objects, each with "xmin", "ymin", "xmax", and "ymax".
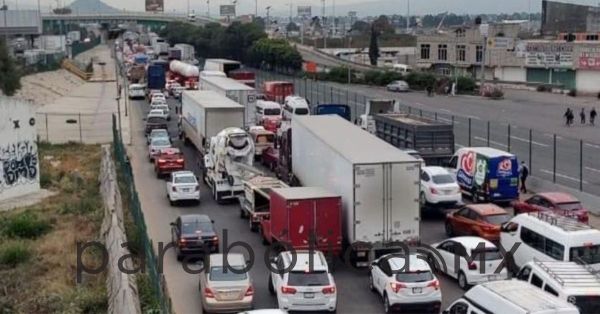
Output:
[
  {"xmin": 137, "ymin": 274, "xmax": 161, "ymax": 313},
  {"xmin": 405, "ymin": 72, "xmax": 437, "ymax": 90},
  {"xmin": 74, "ymin": 287, "xmax": 108, "ymax": 314},
  {"xmin": 1, "ymin": 212, "xmax": 51, "ymax": 239},
  {"xmin": 456, "ymin": 76, "xmax": 476, "ymax": 94},
  {"xmin": 0, "ymin": 241, "xmax": 31, "ymax": 267}
]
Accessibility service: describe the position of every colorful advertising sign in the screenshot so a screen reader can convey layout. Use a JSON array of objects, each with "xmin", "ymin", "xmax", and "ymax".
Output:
[
  {"xmin": 525, "ymin": 42, "xmax": 573, "ymax": 67},
  {"xmin": 579, "ymin": 46, "xmax": 600, "ymax": 70},
  {"xmin": 457, "ymin": 151, "xmax": 476, "ymax": 187}
]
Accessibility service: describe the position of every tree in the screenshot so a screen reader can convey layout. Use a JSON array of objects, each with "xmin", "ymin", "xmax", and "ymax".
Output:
[
  {"xmin": 0, "ymin": 40, "xmax": 21, "ymax": 96},
  {"xmin": 372, "ymin": 15, "xmax": 395, "ymax": 35},
  {"xmin": 351, "ymin": 20, "xmax": 370, "ymax": 34},
  {"xmin": 247, "ymin": 38, "xmax": 302, "ymax": 72},
  {"xmin": 368, "ymin": 24, "xmax": 380, "ymax": 66}
]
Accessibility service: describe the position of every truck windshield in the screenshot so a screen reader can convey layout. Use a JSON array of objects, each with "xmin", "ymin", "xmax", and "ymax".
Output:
[
  {"xmin": 264, "ymin": 108, "xmax": 281, "ymax": 116},
  {"xmin": 432, "ymin": 174, "xmax": 455, "ymax": 184},
  {"xmin": 570, "ymin": 245, "xmax": 600, "ymax": 264},
  {"xmin": 295, "ymin": 108, "xmax": 309, "ymax": 115},
  {"xmin": 287, "ymin": 271, "xmax": 330, "ymax": 286}
]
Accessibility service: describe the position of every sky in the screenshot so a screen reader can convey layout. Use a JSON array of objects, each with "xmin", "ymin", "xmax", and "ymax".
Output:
[{"xmin": 9, "ymin": 0, "xmax": 600, "ymax": 17}]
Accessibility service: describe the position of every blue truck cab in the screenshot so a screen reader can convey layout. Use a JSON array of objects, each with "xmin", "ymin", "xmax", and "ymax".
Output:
[
  {"xmin": 447, "ymin": 147, "xmax": 519, "ymax": 203},
  {"xmin": 312, "ymin": 103, "xmax": 351, "ymax": 121}
]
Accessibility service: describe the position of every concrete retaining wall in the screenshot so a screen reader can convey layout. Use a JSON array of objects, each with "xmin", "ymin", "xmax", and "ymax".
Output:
[{"xmin": 99, "ymin": 145, "xmax": 141, "ymax": 314}]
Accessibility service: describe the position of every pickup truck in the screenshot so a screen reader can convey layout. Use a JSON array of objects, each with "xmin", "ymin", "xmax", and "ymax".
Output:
[{"xmin": 238, "ymin": 176, "xmax": 289, "ymax": 232}]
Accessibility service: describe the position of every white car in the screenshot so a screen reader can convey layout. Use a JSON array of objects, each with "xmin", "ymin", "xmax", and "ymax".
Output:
[
  {"xmin": 150, "ymin": 93, "xmax": 166, "ymax": 103},
  {"xmin": 167, "ymin": 171, "xmax": 200, "ymax": 205},
  {"xmin": 148, "ymin": 109, "xmax": 169, "ymax": 121},
  {"xmin": 369, "ymin": 253, "xmax": 442, "ymax": 313},
  {"xmin": 386, "ymin": 80, "xmax": 410, "ymax": 92},
  {"xmin": 150, "ymin": 104, "xmax": 170, "ymax": 120},
  {"xmin": 429, "ymin": 236, "xmax": 508, "ymax": 290},
  {"xmin": 268, "ymin": 250, "xmax": 337, "ymax": 312},
  {"xmin": 148, "ymin": 137, "xmax": 171, "ymax": 162},
  {"xmin": 147, "ymin": 128, "xmax": 169, "ymax": 145},
  {"xmin": 239, "ymin": 310, "xmax": 288, "ymax": 314},
  {"xmin": 420, "ymin": 166, "xmax": 462, "ymax": 208},
  {"xmin": 128, "ymin": 83, "xmax": 146, "ymax": 99}
]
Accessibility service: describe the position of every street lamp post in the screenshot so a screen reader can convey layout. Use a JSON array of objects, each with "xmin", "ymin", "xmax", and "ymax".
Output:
[
  {"xmin": 347, "ymin": 29, "xmax": 352, "ymax": 84},
  {"xmin": 2, "ymin": 0, "xmax": 8, "ymax": 44},
  {"xmin": 266, "ymin": 6, "xmax": 271, "ymax": 29},
  {"xmin": 206, "ymin": 0, "xmax": 210, "ymax": 18}
]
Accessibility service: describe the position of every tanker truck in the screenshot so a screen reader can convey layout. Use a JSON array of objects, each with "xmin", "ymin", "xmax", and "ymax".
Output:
[
  {"xmin": 203, "ymin": 127, "xmax": 256, "ymax": 204},
  {"xmin": 169, "ymin": 60, "xmax": 200, "ymax": 90}
]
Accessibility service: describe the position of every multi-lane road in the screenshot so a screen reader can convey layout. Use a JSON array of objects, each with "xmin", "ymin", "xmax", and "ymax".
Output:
[{"xmin": 128, "ymin": 95, "xmax": 469, "ymax": 314}]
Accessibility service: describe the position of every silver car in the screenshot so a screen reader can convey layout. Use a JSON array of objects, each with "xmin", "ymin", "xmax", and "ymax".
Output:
[
  {"xmin": 147, "ymin": 129, "xmax": 169, "ymax": 145},
  {"xmin": 148, "ymin": 137, "xmax": 171, "ymax": 162},
  {"xmin": 387, "ymin": 80, "xmax": 410, "ymax": 92},
  {"xmin": 200, "ymin": 253, "xmax": 254, "ymax": 313}
]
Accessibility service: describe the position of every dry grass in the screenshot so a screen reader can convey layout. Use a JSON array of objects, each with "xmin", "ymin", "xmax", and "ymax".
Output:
[{"xmin": 0, "ymin": 142, "xmax": 107, "ymax": 313}]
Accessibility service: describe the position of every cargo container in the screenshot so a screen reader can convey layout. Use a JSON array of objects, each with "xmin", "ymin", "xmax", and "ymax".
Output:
[
  {"xmin": 168, "ymin": 47, "xmax": 182, "ymax": 60},
  {"xmin": 174, "ymin": 43, "xmax": 195, "ymax": 61},
  {"xmin": 229, "ymin": 70, "xmax": 256, "ymax": 88},
  {"xmin": 262, "ymin": 81, "xmax": 294, "ymax": 104},
  {"xmin": 146, "ymin": 65, "xmax": 166, "ymax": 90},
  {"xmin": 292, "ymin": 115, "xmax": 421, "ymax": 267},
  {"xmin": 373, "ymin": 113, "xmax": 455, "ymax": 165},
  {"xmin": 200, "ymin": 76, "xmax": 257, "ymax": 126},
  {"xmin": 203, "ymin": 58, "xmax": 242, "ymax": 76},
  {"xmin": 153, "ymin": 42, "xmax": 169, "ymax": 56},
  {"xmin": 260, "ymin": 187, "xmax": 343, "ymax": 256},
  {"xmin": 180, "ymin": 90, "xmax": 245, "ymax": 154},
  {"xmin": 67, "ymin": 30, "xmax": 81, "ymax": 42},
  {"xmin": 313, "ymin": 104, "xmax": 351, "ymax": 121},
  {"xmin": 239, "ymin": 176, "xmax": 289, "ymax": 232}
]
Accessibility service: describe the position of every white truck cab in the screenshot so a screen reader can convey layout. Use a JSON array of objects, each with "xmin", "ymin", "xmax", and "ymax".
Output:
[{"xmin": 358, "ymin": 99, "xmax": 396, "ymax": 134}]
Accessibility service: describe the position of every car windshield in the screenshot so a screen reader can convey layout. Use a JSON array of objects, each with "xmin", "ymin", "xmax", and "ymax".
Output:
[
  {"xmin": 147, "ymin": 117, "xmax": 166, "ymax": 124},
  {"xmin": 287, "ymin": 271, "xmax": 330, "ymax": 286},
  {"xmin": 209, "ymin": 266, "xmax": 248, "ymax": 281},
  {"xmin": 570, "ymin": 245, "xmax": 600, "ymax": 264},
  {"xmin": 471, "ymin": 248, "xmax": 503, "ymax": 261},
  {"xmin": 152, "ymin": 139, "xmax": 170, "ymax": 146},
  {"xmin": 295, "ymin": 108, "xmax": 309, "ymax": 115},
  {"xmin": 175, "ymin": 176, "xmax": 196, "ymax": 184},
  {"xmin": 483, "ymin": 214, "xmax": 511, "ymax": 225},
  {"xmin": 557, "ymin": 201, "xmax": 583, "ymax": 211},
  {"xmin": 432, "ymin": 174, "xmax": 455, "ymax": 184},
  {"xmin": 181, "ymin": 221, "xmax": 212, "ymax": 234},
  {"xmin": 256, "ymin": 134, "xmax": 275, "ymax": 144},
  {"xmin": 569, "ymin": 295, "xmax": 600, "ymax": 314},
  {"xmin": 395, "ymin": 271, "xmax": 434, "ymax": 283},
  {"xmin": 264, "ymin": 108, "xmax": 281, "ymax": 115}
]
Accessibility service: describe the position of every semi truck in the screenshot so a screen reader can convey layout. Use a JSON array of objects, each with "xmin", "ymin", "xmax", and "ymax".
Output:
[
  {"xmin": 229, "ymin": 70, "xmax": 256, "ymax": 88},
  {"xmin": 203, "ymin": 58, "xmax": 242, "ymax": 76},
  {"xmin": 169, "ymin": 60, "xmax": 200, "ymax": 89},
  {"xmin": 174, "ymin": 43, "xmax": 195, "ymax": 62},
  {"xmin": 200, "ymin": 76, "xmax": 257, "ymax": 126},
  {"xmin": 146, "ymin": 65, "xmax": 166, "ymax": 91},
  {"xmin": 260, "ymin": 187, "xmax": 343, "ymax": 256},
  {"xmin": 239, "ymin": 176, "xmax": 289, "ymax": 232},
  {"xmin": 292, "ymin": 115, "xmax": 421, "ymax": 267},
  {"xmin": 358, "ymin": 99, "xmax": 396, "ymax": 134},
  {"xmin": 262, "ymin": 81, "xmax": 294, "ymax": 104},
  {"xmin": 180, "ymin": 91, "xmax": 245, "ymax": 155},
  {"xmin": 373, "ymin": 113, "xmax": 455, "ymax": 166}
]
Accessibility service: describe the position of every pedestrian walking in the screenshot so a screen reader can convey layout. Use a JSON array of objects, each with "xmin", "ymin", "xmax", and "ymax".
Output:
[
  {"xmin": 580, "ymin": 108, "xmax": 586, "ymax": 124},
  {"xmin": 569, "ymin": 109, "xmax": 575, "ymax": 126},
  {"xmin": 564, "ymin": 108, "xmax": 573, "ymax": 126},
  {"xmin": 519, "ymin": 161, "xmax": 529, "ymax": 194},
  {"xmin": 591, "ymin": 108, "xmax": 597, "ymax": 126}
]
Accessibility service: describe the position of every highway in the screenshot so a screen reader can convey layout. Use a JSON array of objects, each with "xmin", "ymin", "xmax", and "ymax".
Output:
[
  {"xmin": 128, "ymin": 95, "xmax": 466, "ymax": 314},
  {"xmin": 255, "ymin": 72, "xmax": 600, "ymax": 196}
]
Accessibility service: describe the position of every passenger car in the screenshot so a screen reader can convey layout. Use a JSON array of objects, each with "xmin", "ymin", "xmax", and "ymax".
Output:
[
  {"xmin": 150, "ymin": 92, "xmax": 166, "ymax": 103},
  {"xmin": 513, "ymin": 192, "xmax": 589, "ymax": 223},
  {"xmin": 128, "ymin": 83, "xmax": 146, "ymax": 99},
  {"xmin": 150, "ymin": 104, "xmax": 171, "ymax": 120},
  {"xmin": 154, "ymin": 148, "xmax": 185, "ymax": 178},
  {"xmin": 147, "ymin": 128, "xmax": 169, "ymax": 145},
  {"xmin": 144, "ymin": 116, "xmax": 168, "ymax": 135},
  {"xmin": 148, "ymin": 137, "xmax": 171, "ymax": 162},
  {"xmin": 148, "ymin": 108, "xmax": 169, "ymax": 121},
  {"xmin": 420, "ymin": 166, "xmax": 462, "ymax": 208},
  {"xmin": 170, "ymin": 214, "xmax": 218, "ymax": 260},
  {"xmin": 429, "ymin": 236, "xmax": 508, "ymax": 290},
  {"xmin": 445, "ymin": 204, "xmax": 510, "ymax": 242},
  {"xmin": 369, "ymin": 253, "xmax": 442, "ymax": 313},
  {"xmin": 166, "ymin": 171, "xmax": 200, "ymax": 204},
  {"xmin": 386, "ymin": 80, "xmax": 410, "ymax": 92},
  {"xmin": 268, "ymin": 250, "xmax": 337, "ymax": 312},
  {"xmin": 199, "ymin": 253, "xmax": 253, "ymax": 313}
]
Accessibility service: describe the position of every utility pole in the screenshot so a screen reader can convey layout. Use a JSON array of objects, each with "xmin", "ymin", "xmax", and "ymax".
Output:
[
  {"xmin": 406, "ymin": 0, "xmax": 410, "ymax": 33},
  {"xmin": 187, "ymin": 0, "xmax": 190, "ymax": 17},
  {"xmin": 266, "ymin": 6, "xmax": 271, "ymax": 30},
  {"xmin": 347, "ymin": 31, "xmax": 352, "ymax": 84},
  {"xmin": 255, "ymin": 0, "xmax": 258, "ymax": 18},
  {"xmin": 479, "ymin": 24, "xmax": 488, "ymax": 88},
  {"xmin": 332, "ymin": 0, "xmax": 335, "ymax": 37},
  {"xmin": 2, "ymin": 0, "xmax": 8, "ymax": 45},
  {"xmin": 322, "ymin": 0, "xmax": 327, "ymax": 49},
  {"xmin": 206, "ymin": 0, "xmax": 210, "ymax": 18}
]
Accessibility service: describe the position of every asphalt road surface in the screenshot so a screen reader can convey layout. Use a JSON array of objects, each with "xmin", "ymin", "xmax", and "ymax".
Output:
[
  {"xmin": 255, "ymin": 72, "xmax": 600, "ymax": 196},
  {"xmin": 128, "ymin": 96, "xmax": 468, "ymax": 314}
]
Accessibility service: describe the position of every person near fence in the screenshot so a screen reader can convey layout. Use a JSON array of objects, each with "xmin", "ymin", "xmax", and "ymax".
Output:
[
  {"xmin": 591, "ymin": 108, "xmax": 597, "ymax": 126},
  {"xmin": 519, "ymin": 161, "xmax": 529, "ymax": 194},
  {"xmin": 564, "ymin": 108, "xmax": 573, "ymax": 126},
  {"xmin": 580, "ymin": 108, "xmax": 586, "ymax": 124}
]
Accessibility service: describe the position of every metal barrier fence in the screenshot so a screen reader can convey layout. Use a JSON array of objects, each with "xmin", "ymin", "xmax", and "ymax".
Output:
[
  {"xmin": 255, "ymin": 70, "xmax": 600, "ymax": 197},
  {"xmin": 112, "ymin": 114, "xmax": 173, "ymax": 314}
]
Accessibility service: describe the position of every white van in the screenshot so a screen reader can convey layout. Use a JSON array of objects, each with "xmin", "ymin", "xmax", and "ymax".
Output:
[
  {"xmin": 128, "ymin": 83, "xmax": 146, "ymax": 99},
  {"xmin": 501, "ymin": 212, "xmax": 600, "ymax": 272},
  {"xmin": 444, "ymin": 280, "xmax": 579, "ymax": 314},
  {"xmin": 516, "ymin": 259, "xmax": 600, "ymax": 314},
  {"xmin": 282, "ymin": 96, "xmax": 310, "ymax": 121},
  {"xmin": 255, "ymin": 100, "xmax": 282, "ymax": 124}
]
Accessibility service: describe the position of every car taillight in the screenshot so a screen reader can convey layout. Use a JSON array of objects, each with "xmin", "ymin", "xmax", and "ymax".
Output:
[
  {"xmin": 158, "ymin": 159, "xmax": 166, "ymax": 164},
  {"xmin": 427, "ymin": 280, "xmax": 440, "ymax": 290},
  {"xmin": 281, "ymin": 286, "xmax": 297, "ymax": 294},
  {"xmin": 172, "ymin": 186, "xmax": 177, "ymax": 192},
  {"xmin": 245, "ymin": 285, "xmax": 254, "ymax": 296},
  {"xmin": 176, "ymin": 159, "xmax": 184, "ymax": 163},
  {"xmin": 322, "ymin": 286, "xmax": 336, "ymax": 294},
  {"xmin": 204, "ymin": 287, "xmax": 215, "ymax": 298},
  {"xmin": 580, "ymin": 213, "xmax": 589, "ymax": 223},
  {"xmin": 468, "ymin": 262, "xmax": 477, "ymax": 270},
  {"xmin": 430, "ymin": 187, "xmax": 439, "ymax": 195},
  {"xmin": 390, "ymin": 282, "xmax": 406, "ymax": 293},
  {"xmin": 178, "ymin": 238, "xmax": 186, "ymax": 246}
]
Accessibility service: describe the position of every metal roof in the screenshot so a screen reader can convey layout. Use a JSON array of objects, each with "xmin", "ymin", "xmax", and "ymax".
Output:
[
  {"xmin": 202, "ymin": 76, "xmax": 254, "ymax": 91},
  {"xmin": 293, "ymin": 115, "xmax": 419, "ymax": 164},
  {"xmin": 271, "ymin": 187, "xmax": 339, "ymax": 200},
  {"xmin": 182, "ymin": 90, "xmax": 244, "ymax": 109}
]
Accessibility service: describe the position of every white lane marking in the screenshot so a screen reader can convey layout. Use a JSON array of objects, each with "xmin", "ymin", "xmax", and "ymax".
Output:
[
  {"xmin": 585, "ymin": 143, "xmax": 600, "ymax": 149},
  {"xmin": 540, "ymin": 169, "xmax": 588, "ymax": 184},
  {"xmin": 586, "ymin": 167, "xmax": 600, "ymax": 173},
  {"xmin": 473, "ymin": 136, "xmax": 508, "ymax": 148},
  {"xmin": 440, "ymin": 109, "xmax": 452, "ymax": 113},
  {"xmin": 510, "ymin": 136, "xmax": 550, "ymax": 147},
  {"xmin": 544, "ymin": 133, "xmax": 564, "ymax": 140}
]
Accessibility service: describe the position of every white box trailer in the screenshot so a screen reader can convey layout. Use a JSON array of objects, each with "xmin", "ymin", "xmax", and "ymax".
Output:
[
  {"xmin": 174, "ymin": 43, "xmax": 195, "ymax": 61},
  {"xmin": 200, "ymin": 76, "xmax": 257, "ymax": 126},
  {"xmin": 292, "ymin": 115, "xmax": 421, "ymax": 267},
  {"xmin": 180, "ymin": 90, "xmax": 245, "ymax": 154},
  {"xmin": 203, "ymin": 58, "xmax": 241, "ymax": 75}
]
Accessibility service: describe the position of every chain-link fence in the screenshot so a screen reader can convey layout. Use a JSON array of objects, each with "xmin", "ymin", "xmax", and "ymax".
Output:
[
  {"xmin": 255, "ymin": 70, "xmax": 600, "ymax": 196},
  {"xmin": 112, "ymin": 114, "xmax": 173, "ymax": 314},
  {"xmin": 36, "ymin": 112, "xmax": 115, "ymax": 144}
]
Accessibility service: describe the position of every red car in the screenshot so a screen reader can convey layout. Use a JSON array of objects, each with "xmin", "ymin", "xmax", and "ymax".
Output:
[
  {"xmin": 512, "ymin": 192, "xmax": 589, "ymax": 223},
  {"xmin": 154, "ymin": 148, "xmax": 185, "ymax": 178},
  {"xmin": 261, "ymin": 146, "xmax": 279, "ymax": 171},
  {"xmin": 445, "ymin": 204, "xmax": 511, "ymax": 242}
]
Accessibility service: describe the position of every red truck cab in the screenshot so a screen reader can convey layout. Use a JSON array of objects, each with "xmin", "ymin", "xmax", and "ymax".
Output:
[
  {"xmin": 154, "ymin": 148, "xmax": 185, "ymax": 178},
  {"xmin": 260, "ymin": 187, "xmax": 342, "ymax": 256},
  {"xmin": 262, "ymin": 81, "xmax": 294, "ymax": 104}
]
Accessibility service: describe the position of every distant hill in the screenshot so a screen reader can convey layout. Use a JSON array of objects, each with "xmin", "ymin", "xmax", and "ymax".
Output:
[{"xmin": 68, "ymin": 0, "xmax": 121, "ymax": 14}]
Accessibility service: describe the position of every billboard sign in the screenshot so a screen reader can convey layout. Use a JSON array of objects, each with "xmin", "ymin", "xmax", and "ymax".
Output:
[
  {"xmin": 220, "ymin": 5, "xmax": 236, "ymax": 17},
  {"xmin": 579, "ymin": 46, "xmax": 600, "ymax": 70},
  {"xmin": 297, "ymin": 6, "xmax": 311, "ymax": 17},
  {"xmin": 145, "ymin": 0, "xmax": 164, "ymax": 12},
  {"xmin": 525, "ymin": 42, "xmax": 573, "ymax": 67}
]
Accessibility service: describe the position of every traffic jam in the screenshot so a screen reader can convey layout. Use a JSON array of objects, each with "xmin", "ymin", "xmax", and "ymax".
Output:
[{"xmin": 120, "ymin": 31, "xmax": 600, "ymax": 314}]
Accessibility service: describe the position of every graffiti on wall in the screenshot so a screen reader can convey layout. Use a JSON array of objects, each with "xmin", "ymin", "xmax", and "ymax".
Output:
[{"xmin": 0, "ymin": 141, "xmax": 38, "ymax": 189}]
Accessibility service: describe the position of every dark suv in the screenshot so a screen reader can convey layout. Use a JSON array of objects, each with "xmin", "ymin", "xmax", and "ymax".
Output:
[
  {"xmin": 145, "ymin": 116, "xmax": 168, "ymax": 135},
  {"xmin": 171, "ymin": 214, "xmax": 219, "ymax": 261}
]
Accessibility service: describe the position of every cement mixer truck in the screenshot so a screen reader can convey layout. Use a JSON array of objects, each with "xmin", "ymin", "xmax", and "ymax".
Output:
[
  {"xmin": 169, "ymin": 60, "xmax": 200, "ymax": 89},
  {"xmin": 203, "ymin": 127, "xmax": 256, "ymax": 204}
]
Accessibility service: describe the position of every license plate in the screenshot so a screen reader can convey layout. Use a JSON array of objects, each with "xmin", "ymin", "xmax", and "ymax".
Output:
[
  {"xmin": 412, "ymin": 287, "xmax": 422, "ymax": 294},
  {"xmin": 357, "ymin": 251, "xmax": 366, "ymax": 257},
  {"xmin": 183, "ymin": 188, "xmax": 190, "ymax": 192},
  {"xmin": 304, "ymin": 292, "xmax": 315, "ymax": 299}
]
